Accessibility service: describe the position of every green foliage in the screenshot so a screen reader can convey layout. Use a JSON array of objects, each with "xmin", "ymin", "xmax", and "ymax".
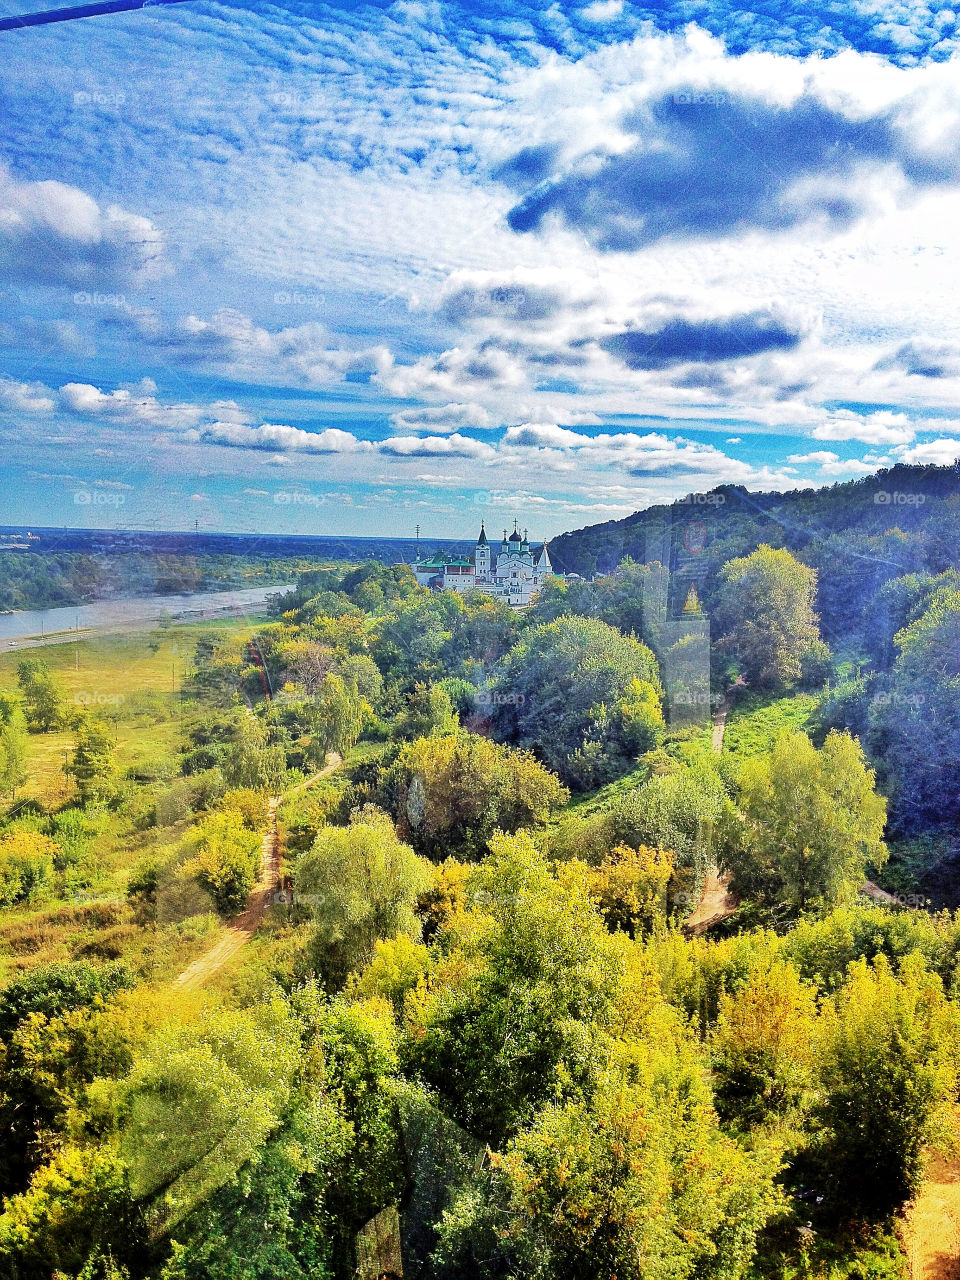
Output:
[
  {"xmin": 491, "ymin": 615, "xmax": 663, "ymax": 787},
  {"xmin": 16, "ymin": 658, "xmax": 65, "ymax": 732},
  {"xmin": 0, "ymin": 697, "xmax": 28, "ymax": 795},
  {"xmin": 733, "ymin": 731, "xmax": 887, "ymax": 911},
  {"xmin": 715, "ymin": 545, "xmax": 826, "ymax": 690},
  {"xmin": 120, "ymin": 999, "xmax": 301, "ymax": 1230},
  {"xmin": 813, "ymin": 955, "xmax": 960, "ymax": 1215},
  {"xmin": 0, "ymin": 1145, "xmax": 143, "ymax": 1280},
  {"xmin": 395, "ymin": 682, "xmax": 458, "ymax": 740},
  {"xmin": 0, "ymin": 829, "xmax": 57, "ymax": 908},
  {"xmin": 868, "ymin": 588, "xmax": 960, "ymax": 832},
  {"xmin": 66, "ymin": 715, "xmax": 118, "ymax": 807},
  {"xmin": 608, "ymin": 759, "xmax": 737, "ymax": 880},
  {"xmin": 404, "ymin": 831, "xmax": 639, "ymax": 1145},
  {"xmin": 295, "ymin": 809, "xmax": 432, "ymax": 989},
  {"xmin": 572, "ymin": 843, "xmax": 675, "ymax": 939},
  {"xmin": 435, "ymin": 1048, "xmax": 782, "ymax": 1280},
  {"xmin": 711, "ymin": 964, "xmax": 817, "ymax": 1124},
  {"xmin": 387, "ymin": 730, "xmax": 569, "ymax": 860},
  {"xmin": 183, "ymin": 809, "xmax": 262, "ymax": 915},
  {"xmin": 221, "ymin": 714, "xmax": 287, "ymax": 792}
]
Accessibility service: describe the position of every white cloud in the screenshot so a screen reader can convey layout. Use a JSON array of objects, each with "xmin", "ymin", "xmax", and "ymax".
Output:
[
  {"xmin": 580, "ymin": 0, "xmax": 624, "ymax": 20},
  {"xmin": 895, "ymin": 438, "xmax": 960, "ymax": 465},
  {"xmin": 811, "ymin": 410, "xmax": 916, "ymax": 445},
  {"xmin": 198, "ymin": 422, "xmax": 374, "ymax": 454},
  {"xmin": 390, "ymin": 402, "xmax": 492, "ymax": 432},
  {"xmin": 0, "ymin": 375, "xmax": 55, "ymax": 414},
  {"xmin": 0, "ymin": 163, "xmax": 165, "ymax": 288},
  {"xmin": 379, "ymin": 433, "xmax": 496, "ymax": 459}
]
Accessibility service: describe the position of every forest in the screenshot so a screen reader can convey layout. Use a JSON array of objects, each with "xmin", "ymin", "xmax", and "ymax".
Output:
[{"xmin": 0, "ymin": 476, "xmax": 959, "ymax": 1280}]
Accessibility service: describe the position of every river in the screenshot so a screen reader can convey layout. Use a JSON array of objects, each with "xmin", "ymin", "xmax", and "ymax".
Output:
[{"xmin": 0, "ymin": 584, "xmax": 291, "ymax": 651}]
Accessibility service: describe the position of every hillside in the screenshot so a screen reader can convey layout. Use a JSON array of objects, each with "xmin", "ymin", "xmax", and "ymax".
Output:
[{"xmin": 549, "ymin": 463, "xmax": 960, "ymax": 642}]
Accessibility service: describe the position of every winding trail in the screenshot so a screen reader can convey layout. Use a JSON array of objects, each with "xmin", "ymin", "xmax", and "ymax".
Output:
[
  {"xmin": 172, "ymin": 752, "xmax": 342, "ymax": 991},
  {"xmin": 684, "ymin": 689, "xmax": 739, "ymax": 935}
]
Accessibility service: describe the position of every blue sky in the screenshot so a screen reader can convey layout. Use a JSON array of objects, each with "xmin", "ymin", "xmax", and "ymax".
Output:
[{"xmin": 2, "ymin": 0, "xmax": 960, "ymax": 539}]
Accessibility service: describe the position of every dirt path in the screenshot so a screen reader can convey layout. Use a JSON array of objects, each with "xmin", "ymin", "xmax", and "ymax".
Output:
[
  {"xmin": 684, "ymin": 688, "xmax": 740, "ymax": 934},
  {"xmin": 903, "ymin": 1152, "xmax": 960, "ymax": 1280},
  {"xmin": 172, "ymin": 751, "xmax": 342, "ymax": 991}
]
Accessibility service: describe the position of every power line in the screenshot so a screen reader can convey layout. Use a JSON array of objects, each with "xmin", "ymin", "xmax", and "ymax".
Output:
[{"xmin": 0, "ymin": 0, "xmax": 193, "ymax": 33}]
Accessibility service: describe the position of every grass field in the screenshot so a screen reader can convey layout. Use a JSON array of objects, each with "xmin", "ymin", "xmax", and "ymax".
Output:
[
  {"xmin": 0, "ymin": 618, "xmax": 260, "ymax": 804},
  {"xmin": 723, "ymin": 691, "xmax": 819, "ymax": 759}
]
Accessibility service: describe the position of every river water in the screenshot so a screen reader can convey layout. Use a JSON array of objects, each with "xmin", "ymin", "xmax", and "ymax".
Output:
[{"xmin": 0, "ymin": 584, "xmax": 291, "ymax": 649}]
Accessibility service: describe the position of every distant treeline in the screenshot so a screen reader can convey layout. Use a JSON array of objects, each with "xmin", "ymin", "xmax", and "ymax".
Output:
[
  {"xmin": 549, "ymin": 462, "xmax": 960, "ymax": 645},
  {"xmin": 0, "ymin": 551, "xmax": 322, "ymax": 612},
  {"xmin": 0, "ymin": 531, "xmax": 468, "ymax": 612}
]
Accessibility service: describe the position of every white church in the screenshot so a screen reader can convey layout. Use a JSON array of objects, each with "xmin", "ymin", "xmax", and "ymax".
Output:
[{"xmin": 412, "ymin": 520, "xmax": 553, "ymax": 607}]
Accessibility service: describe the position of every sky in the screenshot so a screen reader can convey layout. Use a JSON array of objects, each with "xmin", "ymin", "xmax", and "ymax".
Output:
[{"xmin": 1, "ymin": 0, "xmax": 960, "ymax": 540}]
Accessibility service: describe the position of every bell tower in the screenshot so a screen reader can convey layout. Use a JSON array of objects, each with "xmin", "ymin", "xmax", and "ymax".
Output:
[{"xmin": 475, "ymin": 520, "xmax": 491, "ymax": 580}]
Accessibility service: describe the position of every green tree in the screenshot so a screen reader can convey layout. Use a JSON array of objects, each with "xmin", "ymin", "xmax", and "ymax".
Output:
[
  {"xmin": 183, "ymin": 808, "xmax": 262, "ymax": 914},
  {"xmin": 221, "ymin": 713, "xmax": 287, "ymax": 792},
  {"xmin": 388, "ymin": 730, "xmax": 569, "ymax": 860},
  {"xmin": 0, "ymin": 830, "xmax": 57, "ymax": 908},
  {"xmin": 120, "ymin": 1000, "xmax": 301, "ymax": 1231},
  {"xmin": 711, "ymin": 964, "xmax": 817, "ymax": 1123},
  {"xmin": 813, "ymin": 955, "xmax": 960, "ymax": 1215},
  {"xmin": 714, "ymin": 545, "xmax": 826, "ymax": 689},
  {"xmin": 295, "ymin": 809, "xmax": 432, "ymax": 989},
  {"xmin": 868, "ymin": 588, "xmax": 960, "ymax": 831},
  {"xmin": 0, "ymin": 695, "xmax": 28, "ymax": 795},
  {"xmin": 0, "ymin": 1146, "xmax": 143, "ymax": 1280},
  {"xmin": 492, "ymin": 616, "xmax": 663, "ymax": 787},
  {"xmin": 16, "ymin": 659, "xmax": 64, "ymax": 732},
  {"xmin": 734, "ymin": 731, "xmax": 887, "ymax": 911},
  {"xmin": 395, "ymin": 682, "xmax": 458, "ymax": 740},
  {"xmin": 404, "ymin": 831, "xmax": 633, "ymax": 1145},
  {"xmin": 435, "ymin": 1062, "xmax": 782, "ymax": 1280},
  {"xmin": 66, "ymin": 715, "xmax": 117, "ymax": 806}
]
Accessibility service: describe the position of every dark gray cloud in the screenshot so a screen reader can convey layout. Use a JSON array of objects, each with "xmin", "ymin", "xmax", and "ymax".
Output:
[
  {"xmin": 876, "ymin": 339, "xmax": 960, "ymax": 379},
  {"xmin": 502, "ymin": 90, "xmax": 960, "ymax": 249},
  {"xmin": 598, "ymin": 311, "xmax": 805, "ymax": 368}
]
